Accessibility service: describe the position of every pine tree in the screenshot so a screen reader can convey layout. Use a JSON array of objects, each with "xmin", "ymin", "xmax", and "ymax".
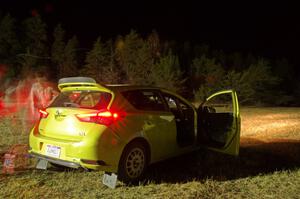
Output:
[
  {"xmin": 193, "ymin": 57, "xmax": 279, "ymax": 104},
  {"xmin": 191, "ymin": 55, "xmax": 224, "ymax": 90},
  {"xmin": 59, "ymin": 36, "xmax": 79, "ymax": 78},
  {"xmin": 238, "ymin": 59, "xmax": 278, "ymax": 103},
  {"xmin": 0, "ymin": 14, "xmax": 20, "ymax": 65},
  {"xmin": 104, "ymin": 39, "xmax": 120, "ymax": 84},
  {"xmin": 147, "ymin": 30, "xmax": 160, "ymax": 60},
  {"xmin": 151, "ymin": 51, "xmax": 183, "ymax": 92},
  {"xmin": 192, "ymin": 55, "xmax": 227, "ymax": 102},
  {"xmin": 21, "ymin": 15, "xmax": 48, "ymax": 67},
  {"xmin": 19, "ymin": 15, "xmax": 49, "ymax": 77},
  {"xmin": 115, "ymin": 30, "xmax": 153, "ymax": 84},
  {"xmin": 82, "ymin": 37, "xmax": 110, "ymax": 83},
  {"xmin": 51, "ymin": 24, "xmax": 66, "ymax": 76}
]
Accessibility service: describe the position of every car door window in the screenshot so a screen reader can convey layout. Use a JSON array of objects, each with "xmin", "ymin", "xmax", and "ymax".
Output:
[
  {"xmin": 204, "ymin": 93, "xmax": 233, "ymax": 114},
  {"xmin": 177, "ymin": 100, "xmax": 193, "ymax": 114},
  {"xmin": 122, "ymin": 90, "xmax": 167, "ymax": 111},
  {"xmin": 165, "ymin": 96, "xmax": 177, "ymax": 109}
]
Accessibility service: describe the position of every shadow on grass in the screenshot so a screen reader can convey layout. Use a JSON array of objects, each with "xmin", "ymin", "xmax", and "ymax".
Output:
[{"xmin": 143, "ymin": 138, "xmax": 300, "ymax": 184}]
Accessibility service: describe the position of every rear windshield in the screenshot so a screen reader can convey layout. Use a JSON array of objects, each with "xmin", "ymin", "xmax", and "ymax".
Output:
[{"xmin": 49, "ymin": 91, "xmax": 112, "ymax": 109}]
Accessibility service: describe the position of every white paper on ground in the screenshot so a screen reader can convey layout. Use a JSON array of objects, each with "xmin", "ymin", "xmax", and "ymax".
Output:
[{"xmin": 102, "ymin": 173, "xmax": 118, "ymax": 189}]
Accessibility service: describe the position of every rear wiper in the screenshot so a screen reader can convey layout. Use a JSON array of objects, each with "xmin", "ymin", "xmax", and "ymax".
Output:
[{"xmin": 64, "ymin": 102, "xmax": 80, "ymax": 107}]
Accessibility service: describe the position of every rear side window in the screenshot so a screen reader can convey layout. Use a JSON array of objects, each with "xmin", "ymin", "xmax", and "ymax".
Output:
[
  {"xmin": 49, "ymin": 91, "xmax": 112, "ymax": 109},
  {"xmin": 122, "ymin": 90, "xmax": 167, "ymax": 111}
]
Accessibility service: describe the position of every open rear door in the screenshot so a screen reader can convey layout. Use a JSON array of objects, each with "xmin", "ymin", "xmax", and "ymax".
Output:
[{"xmin": 197, "ymin": 90, "xmax": 240, "ymax": 156}]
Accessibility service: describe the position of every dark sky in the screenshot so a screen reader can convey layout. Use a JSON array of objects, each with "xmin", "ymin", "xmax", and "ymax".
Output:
[{"xmin": 1, "ymin": 1, "xmax": 300, "ymax": 65}]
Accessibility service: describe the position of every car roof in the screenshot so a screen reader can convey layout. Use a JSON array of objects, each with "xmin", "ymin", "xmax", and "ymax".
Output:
[{"xmin": 105, "ymin": 84, "xmax": 165, "ymax": 92}]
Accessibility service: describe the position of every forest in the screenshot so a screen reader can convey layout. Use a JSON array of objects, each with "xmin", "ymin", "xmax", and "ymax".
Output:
[{"xmin": 0, "ymin": 13, "xmax": 299, "ymax": 106}]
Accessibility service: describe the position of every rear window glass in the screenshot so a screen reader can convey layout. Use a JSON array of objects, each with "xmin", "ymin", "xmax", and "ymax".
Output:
[
  {"xmin": 121, "ymin": 90, "xmax": 166, "ymax": 111},
  {"xmin": 49, "ymin": 91, "xmax": 112, "ymax": 109}
]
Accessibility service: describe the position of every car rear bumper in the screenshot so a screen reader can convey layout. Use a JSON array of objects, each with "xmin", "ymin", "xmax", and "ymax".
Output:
[
  {"xmin": 29, "ymin": 126, "xmax": 122, "ymax": 173},
  {"xmin": 29, "ymin": 151, "xmax": 82, "ymax": 169}
]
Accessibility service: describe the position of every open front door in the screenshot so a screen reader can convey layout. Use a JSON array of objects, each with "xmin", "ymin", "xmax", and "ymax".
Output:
[{"xmin": 197, "ymin": 90, "xmax": 240, "ymax": 156}]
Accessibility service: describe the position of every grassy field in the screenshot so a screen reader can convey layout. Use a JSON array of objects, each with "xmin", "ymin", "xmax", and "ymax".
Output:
[{"xmin": 0, "ymin": 107, "xmax": 300, "ymax": 198}]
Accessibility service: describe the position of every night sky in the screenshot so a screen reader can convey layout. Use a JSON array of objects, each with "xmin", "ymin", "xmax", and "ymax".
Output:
[{"xmin": 1, "ymin": 1, "xmax": 300, "ymax": 66}]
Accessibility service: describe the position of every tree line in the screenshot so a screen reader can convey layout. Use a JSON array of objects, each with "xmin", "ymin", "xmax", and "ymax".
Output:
[{"xmin": 0, "ymin": 13, "xmax": 299, "ymax": 106}]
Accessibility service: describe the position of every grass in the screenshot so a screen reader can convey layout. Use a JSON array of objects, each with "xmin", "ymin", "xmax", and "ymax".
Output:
[
  {"xmin": 0, "ymin": 116, "xmax": 30, "ymax": 153},
  {"xmin": 1, "ymin": 169, "xmax": 299, "ymax": 198},
  {"xmin": 0, "ymin": 107, "xmax": 300, "ymax": 198}
]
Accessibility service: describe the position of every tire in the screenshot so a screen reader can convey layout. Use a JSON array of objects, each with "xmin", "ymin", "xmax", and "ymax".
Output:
[{"xmin": 118, "ymin": 142, "xmax": 148, "ymax": 184}]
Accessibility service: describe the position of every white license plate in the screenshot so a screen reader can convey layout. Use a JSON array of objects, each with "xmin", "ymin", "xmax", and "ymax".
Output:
[{"xmin": 45, "ymin": 145, "xmax": 61, "ymax": 158}]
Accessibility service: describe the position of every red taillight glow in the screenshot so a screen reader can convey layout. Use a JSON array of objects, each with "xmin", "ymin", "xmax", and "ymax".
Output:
[
  {"xmin": 39, "ymin": 109, "xmax": 49, "ymax": 118},
  {"xmin": 98, "ymin": 111, "xmax": 113, "ymax": 117},
  {"xmin": 76, "ymin": 110, "xmax": 122, "ymax": 126},
  {"xmin": 113, "ymin": 113, "xmax": 119, "ymax": 119}
]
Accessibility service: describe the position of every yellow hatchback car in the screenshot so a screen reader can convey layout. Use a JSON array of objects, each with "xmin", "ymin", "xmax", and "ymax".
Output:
[{"xmin": 29, "ymin": 77, "xmax": 240, "ymax": 183}]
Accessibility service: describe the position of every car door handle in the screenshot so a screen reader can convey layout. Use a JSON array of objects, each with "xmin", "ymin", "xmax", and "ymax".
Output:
[{"xmin": 175, "ymin": 119, "xmax": 181, "ymax": 122}]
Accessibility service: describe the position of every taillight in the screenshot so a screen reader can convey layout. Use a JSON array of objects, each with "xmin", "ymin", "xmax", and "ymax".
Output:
[
  {"xmin": 76, "ymin": 110, "xmax": 122, "ymax": 126},
  {"xmin": 39, "ymin": 109, "xmax": 49, "ymax": 119}
]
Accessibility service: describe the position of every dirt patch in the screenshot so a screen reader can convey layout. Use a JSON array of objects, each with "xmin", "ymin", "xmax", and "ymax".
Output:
[{"xmin": 241, "ymin": 107, "xmax": 300, "ymax": 139}]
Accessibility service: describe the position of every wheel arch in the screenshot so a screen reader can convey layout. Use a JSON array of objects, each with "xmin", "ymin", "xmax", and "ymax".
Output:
[{"xmin": 119, "ymin": 137, "xmax": 151, "ymax": 166}]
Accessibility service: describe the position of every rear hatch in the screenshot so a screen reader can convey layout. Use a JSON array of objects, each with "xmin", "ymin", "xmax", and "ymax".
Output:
[{"xmin": 38, "ymin": 90, "xmax": 112, "ymax": 141}]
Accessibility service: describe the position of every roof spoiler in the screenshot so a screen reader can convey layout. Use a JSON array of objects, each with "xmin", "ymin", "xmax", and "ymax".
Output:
[
  {"xmin": 58, "ymin": 77, "xmax": 96, "ymax": 85},
  {"xmin": 57, "ymin": 77, "xmax": 109, "ymax": 92}
]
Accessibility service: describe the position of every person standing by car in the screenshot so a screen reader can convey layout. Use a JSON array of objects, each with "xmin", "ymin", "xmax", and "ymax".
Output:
[{"xmin": 27, "ymin": 72, "xmax": 58, "ymax": 121}]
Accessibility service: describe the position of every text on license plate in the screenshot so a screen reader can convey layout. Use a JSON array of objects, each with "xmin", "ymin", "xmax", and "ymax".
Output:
[{"xmin": 46, "ymin": 145, "xmax": 61, "ymax": 158}]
